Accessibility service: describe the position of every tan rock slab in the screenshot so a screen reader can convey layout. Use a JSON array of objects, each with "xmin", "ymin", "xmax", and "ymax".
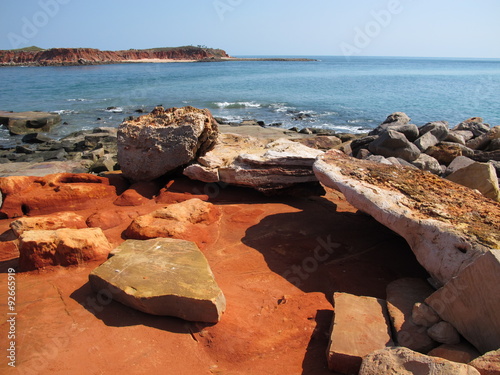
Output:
[
  {"xmin": 428, "ymin": 342, "xmax": 480, "ymax": 364},
  {"xmin": 359, "ymin": 346, "xmax": 480, "ymax": 375},
  {"xmin": 447, "ymin": 162, "xmax": 500, "ymax": 202},
  {"xmin": 327, "ymin": 292, "xmax": 394, "ymax": 374},
  {"xmin": 89, "ymin": 238, "xmax": 226, "ymax": 323},
  {"xmin": 425, "ymin": 250, "xmax": 500, "ymax": 354}
]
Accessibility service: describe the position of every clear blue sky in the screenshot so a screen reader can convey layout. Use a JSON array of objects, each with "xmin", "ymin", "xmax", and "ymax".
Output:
[{"xmin": 1, "ymin": 0, "xmax": 499, "ymax": 58}]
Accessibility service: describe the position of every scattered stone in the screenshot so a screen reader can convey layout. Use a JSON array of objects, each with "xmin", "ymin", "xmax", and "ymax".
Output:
[
  {"xmin": 89, "ymin": 238, "xmax": 226, "ymax": 323},
  {"xmin": 89, "ymin": 154, "xmax": 116, "ymax": 174},
  {"xmin": 425, "ymin": 250, "xmax": 500, "ymax": 354},
  {"xmin": 0, "ymin": 160, "xmax": 90, "ymax": 178},
  {"xmin": 386, "ymin": 278, "xmax": 437, "ymax": 352},
  {"xmin": 446, "ymin": 131, "xmax": 467, "ymax": 145},
  {"xmin": 366, "ymin": 155, "xmax": 392, "ymax": 165},
  {"xmin": 466, "ymin": 127, "xmax": 500, "ymax": 150},
  {"xmin": 10, "ymin": 211, "xmax": 87, "ymax": 237},
  {"xmin": 19, "ymin": 227, "xmax": 112, "ymax": 271},
  {"xmin": 447, "ymin": 162, "xmax": 500, "ymax": 201},
  {"xmin": 414, "ymin": 121, "xmax": 450, "ymax": 152},
  {"xmin": 117, "ymin": 106, "xmax": 219, "ymax": 182},
  {"xmin": 314, "ymin": 150, "xmax": 500, "ymax": 285},
  {"xmin": 22, "ymin": 133, "xmax": 54, "ymax": 143},
  {"xmin": 445, "ymin": 156, "xmax": 476, "ymax": 176},
  {"xmin": 411, "ymin": 154, "xmax": 442, "ymax": 175},
  {"xmin": 124, "ymin": 198, "xmax": 220, "ymax": 243},
  {"xmin": 0, "ymin": 110, "xmax": 61, "ymax": 135},
  {"xmin": 487, "ymin": 138, "xmax": 500, "ymax": 152},
  {"xmin": 359, "ymin": 347, "xmax": 480, "ymax": 375},
  {"xmin": 293, "ymin": 135, "xmax": 342, "ymax": 150},
  {"xmin": 427, "ymin": 321, "xmax": 461, "ymax": 345},
  {"xmin": 412, "ymin": 302, "xmax": 441, "ymax": 328},
  {"xmin": 469, "ymin": 349, "xmax": 500, "ymax": 375},
  {"xmin": 326, "ymin": 292, "xmax": 394, "ymax": 374},
  {"xmin": 368, "ymin": 130, "xmax": 421, "ymax": 162},
  {"xmin": 454, "ymin": 120, "xmax": 490, "ymax": 137},
  {"xmin": 351, "ymin": 136, "xmax": 379, "ymax": 156},
  {"xmin": 428, "ymin": 342, "xmax": 480, "ymax": 364}
]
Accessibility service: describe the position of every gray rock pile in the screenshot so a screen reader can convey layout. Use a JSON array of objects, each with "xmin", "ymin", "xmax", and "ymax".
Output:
[{"xmin": 350, "ymin": 113, "xmax": 500, "ymax": 201}]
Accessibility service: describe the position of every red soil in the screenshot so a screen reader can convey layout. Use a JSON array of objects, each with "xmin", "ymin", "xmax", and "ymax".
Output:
[{"xmin": 0, "ymin": 176, "xmax": 428, "ymax": 375}]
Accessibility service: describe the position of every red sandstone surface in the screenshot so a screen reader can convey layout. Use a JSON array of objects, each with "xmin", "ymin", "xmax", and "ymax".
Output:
[
  {"xmin": 0, "ymin": 174, "xmax": 428, "ymax": 374},
  {"xmin": 0, "ymin": 47, "xmax": 231, "ymax": 66}
]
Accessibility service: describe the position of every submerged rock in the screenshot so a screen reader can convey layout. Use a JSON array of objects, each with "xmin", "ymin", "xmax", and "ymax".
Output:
[
  {"xmin": 118, "ymin": 106, "xmax": 219, "ymax": 182},
  {"xmin": 89, "ymin": 238, "xmax": 226, "ymax": 323},
  {"xmin": 0, "ymin": 110, "xmax": 61, "ymax": 135}
]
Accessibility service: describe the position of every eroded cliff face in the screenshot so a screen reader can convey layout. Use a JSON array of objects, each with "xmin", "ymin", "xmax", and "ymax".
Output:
[{"xmin": 0, "ymin": 46, "xmax": 230, "ymax": 66}]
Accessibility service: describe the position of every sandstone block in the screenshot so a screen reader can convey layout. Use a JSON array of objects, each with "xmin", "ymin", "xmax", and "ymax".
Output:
[
  {"xmin": 327, "ymin": 292, "xmax": 394, "ymax": 374},
  {"xmin": 89, "ymin": 238, "xmax": 226, "ymax": 323}
]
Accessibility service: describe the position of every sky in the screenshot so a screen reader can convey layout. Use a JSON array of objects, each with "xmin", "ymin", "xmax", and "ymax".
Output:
[{"xmin": 1, "ymin": 0, "xmax": 499, "ymax": 58}]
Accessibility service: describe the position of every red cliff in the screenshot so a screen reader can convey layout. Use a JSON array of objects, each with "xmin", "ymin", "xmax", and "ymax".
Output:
[{"xmin": 0, "ymin": 46, "xmax": 231, "ymax": 66}]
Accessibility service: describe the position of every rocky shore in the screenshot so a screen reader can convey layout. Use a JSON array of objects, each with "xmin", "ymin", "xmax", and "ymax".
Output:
[{"xmin": 0, "ymin": 106, "xmax": 498, "ymax": 374}]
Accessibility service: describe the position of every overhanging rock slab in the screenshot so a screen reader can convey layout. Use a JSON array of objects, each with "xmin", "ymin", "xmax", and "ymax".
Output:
[
  {"xmin": 89, "ymin": 238, "xmax": 226, "ymax": 323},
  {"xmin": 313, "ymin": 150, "xmax": 500, "ymax": 286}
]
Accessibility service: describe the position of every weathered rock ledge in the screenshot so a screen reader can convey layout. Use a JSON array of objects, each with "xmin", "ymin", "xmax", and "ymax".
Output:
[{"xmin": 313, "ymin": 149, "xmax": 500, "ymax": 286}]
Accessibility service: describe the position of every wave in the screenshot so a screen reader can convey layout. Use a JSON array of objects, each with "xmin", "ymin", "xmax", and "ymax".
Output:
[
  {"xmin": 213, "ymin": 101, "xmax": 262, "ymax": 109},
  {"xmin": 67, "ymin": 98, "xmax": 89, "ymax": 102},
  {"xmin": 52, "ymin": 109, "xmax": 78, "ymax": 115},
  {"xmin": 104, "ymin": 107, "xmax": 124, "ymax": 113}
]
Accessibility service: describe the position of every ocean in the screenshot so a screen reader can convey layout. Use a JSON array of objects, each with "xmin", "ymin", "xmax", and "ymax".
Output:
[{"xmin": 1, "ymin": 56, "xmax": 499, "ymax": 147}]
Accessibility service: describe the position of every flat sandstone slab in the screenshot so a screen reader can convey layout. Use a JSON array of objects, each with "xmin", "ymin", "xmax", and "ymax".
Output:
[
  {"xmin": 313, "ymin": 150, "xmax": 500, "ymax": 285},
  {"xmin": 327, "ymin": 292, "xmax": 394, "ymax": 374},
  {"xmin": 89, "ymin": 238, "xmax": 226, "ymax": 323}
]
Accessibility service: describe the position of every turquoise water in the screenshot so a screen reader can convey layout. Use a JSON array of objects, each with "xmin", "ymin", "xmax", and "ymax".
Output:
[{"xmin": 1, "ymin": 56, "xmax": 499, "ymax": 146}]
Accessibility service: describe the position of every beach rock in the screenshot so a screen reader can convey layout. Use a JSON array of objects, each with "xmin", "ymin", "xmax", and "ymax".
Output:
[
  {"xmin": 125, "ymin": 198, "xmax": 220, "ymax": 246},
  {"xmin": 22, "ymin": 133, "xmax": 54, "ymax": 144},
  {"xmin": 446, "ymin": 131, "xmax": 467, "ymax": 145},
  {"xmin": 454, "ymin": 120, "xmax": 490, "ymax": 137},
  {"xmin": 427, "ymin": 321, "xmax": 461, "ymax": 345},
  {"xmin": 359, "ymin": 347, "xmax": 480, "ymax": 375},
  {"xmin": 383, "ymin": 112, "xmax": 411, "ymax": 125},
  {"xmin": 351, "ymin": 136, "xmax": 379, "ymax": 156},
  {"xmin": 411, "ymin": 154, "xmax": 442, "ymax": 175},
  {"xmin": 366, "ymin": 155, "xmax": 393, "ymax": 165},
  {"xmin": 326, "ymin": 292, "xmax": 394, "ymax": 374},
  {"xmin": 414, "ymin": 121, "xmax": 450, "ymax": 151},
  {"xmin": 313, "ymin": 150, "xmax": 500, "ymax": 286},
  {"xmin": 0, "ymin": 111, "xmax": 61, "ymax": 135},
  {"xmin": 487, "ymin": 138, "xmax": 500, "ymax": 152},
  {"xmin": 117, "ymin": 106, "xmax": 219, "ymax": 182},
  {"xmin": 89, "ymin": 238, "xmax": 226, "ymax": 323},
  {"xmin": 466, "ymin": 126, "xmax": 500, "ymax": 150},
  {"xmin": 185, "ymin": 134, "xmax": 324, "ymax": 194},
  {"xmin": 370, "ymin": 124, "xmax": 419, "ymax": 142},
  {"xmin": 412, "ymin": 302, "xmax": 441, "ymax": 328},
  {"xmin": 446, "ymin": 162, "xmax": 500, "ymax": 202},
  {"xmin": 428, "ymin": 342, "xmax": 480, "ymax": 364},
  {"xmin": 368, "ymin": 130, "xmax": 421, "ymax": 162},
  {"xmin": 0, "ymin": 160, "xmax": 90, "ymax": 178},
  {"xmin": 445, "ymin": 156, "xmax": 476, "ymax": 176},
  {"xmin": 112, "ymin": 181, "xmax": 160, "ymax": 207},
  {"xmin": 426, "ymin": 142, "xmax": 475, "ymax": 165},
  {"xmin": 469, "ymin": 349, "xmax": 500, "ymax": 375},
  {"xmin": 471, "ymin": 149, "xmax": 500, "ymax": 163},
  {"xmin": 19, "ymin": 228, "xmax": 112, "ymax": 271},
  {"xmin": 425, "ymin": 250, "xmax": 500, "ymax": 354},
  {"xmin": 10, "ymin": 211, "xmax": 87, "ymax": 237},
  {"xmin": 89, "ymin": 154, "xmax": 116, "ymax": 173},
  {"xmin": 386, "ymin": 278, "xmax": 437, "ymax": 352}
]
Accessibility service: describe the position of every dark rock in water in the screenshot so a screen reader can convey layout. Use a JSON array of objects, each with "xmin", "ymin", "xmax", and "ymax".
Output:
[
  {"xmin": 368, "ymin": 130, "xmax": 421, "ymax": 162},
  {"xmin": 63, "ymin": 122, "xmax": 69, "ymax": 125},
  {"xmin": 299, "ymin": 128, "xmax": 313, "ymax": 135},
  {"xmin": 268, "ymin": 122, "xmax": 283, "ymax": 127},
  {"xmin": 134, "ymin": 109, "xmax": 145, "ymax": 113},
  {"xmin": 288, "ymin": 127, "xmax": 300, "ymax": 132},
  {"xmin": 97, "ymin": 118, "xmax": 102, "ymax": 121},
  {"xmin": 0, "ymin": 111, "xmax": 61, "ymax": 135},
  {"xmin": 257, "ymin": 120, "xmax": 265, "ymax": 127},
  {"xmin": 22, "ymin": 133, "xmax": 54, "ymax": 144}
]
